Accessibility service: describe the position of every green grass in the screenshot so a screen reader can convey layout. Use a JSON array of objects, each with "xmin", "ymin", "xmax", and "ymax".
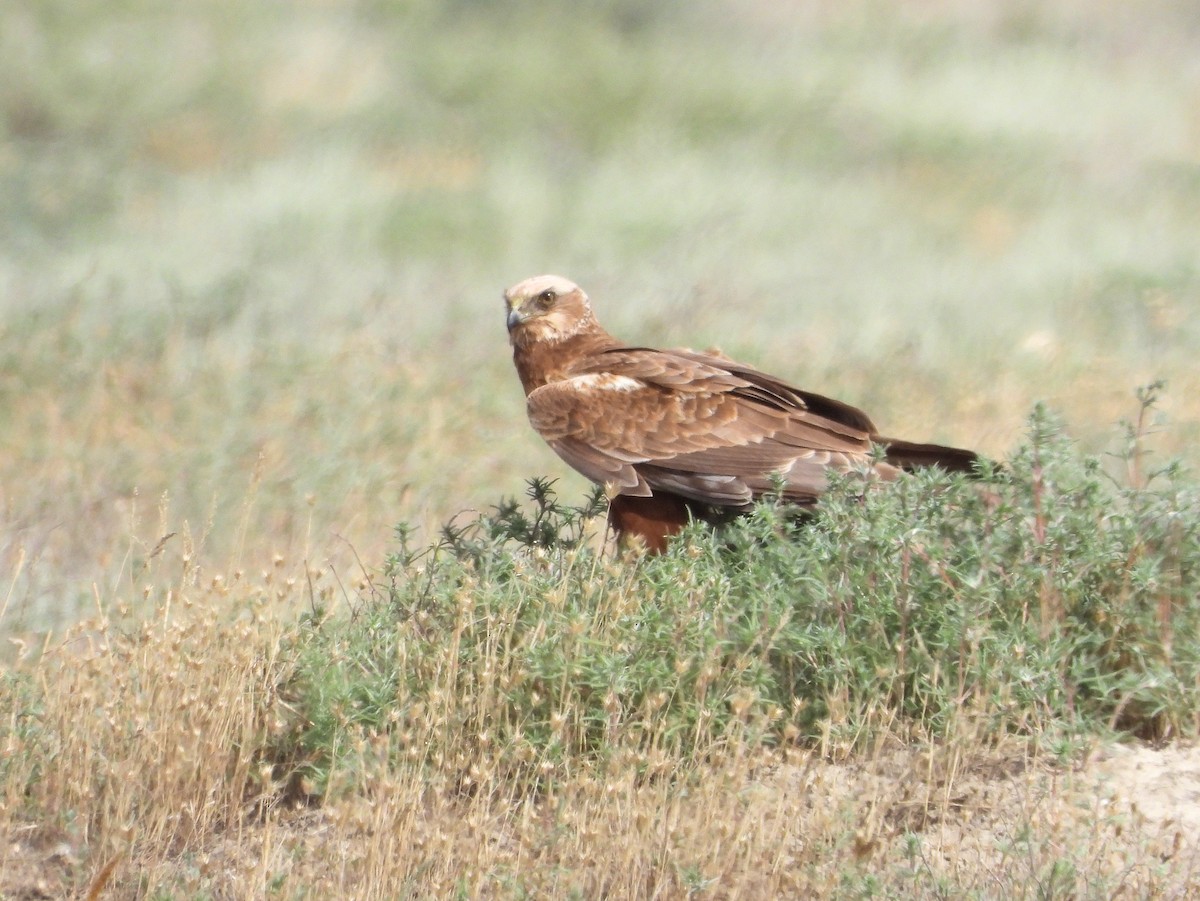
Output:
[
  {"xmin": 4, "ymin": 1, "xmax": 1200, "ymax": 895},
  {"xmin": 5, "ymin": 0, "xmax": 1200, "ymax": 633}
]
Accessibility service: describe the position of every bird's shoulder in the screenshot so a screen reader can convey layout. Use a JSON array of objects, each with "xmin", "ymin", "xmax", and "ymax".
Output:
[{"xmin": 564, "ymin": 344, "xmax": 754, "ymax": 392}]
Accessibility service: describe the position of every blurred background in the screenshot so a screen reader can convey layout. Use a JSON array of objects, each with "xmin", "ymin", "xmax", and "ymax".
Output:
[{"xmin": 3, "ymin": 0, "xmax": 1199, "ymax": 630}]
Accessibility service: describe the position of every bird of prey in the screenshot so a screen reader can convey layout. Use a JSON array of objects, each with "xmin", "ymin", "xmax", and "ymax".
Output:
[{"xmin": 504, "ymin": 274, "xmax": 978, "ymax": 553}]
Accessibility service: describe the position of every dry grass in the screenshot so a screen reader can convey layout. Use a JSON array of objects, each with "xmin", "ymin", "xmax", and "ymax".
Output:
[
  {"xmin": 5, "ymin": 584, "xmax": 1198, "ymax": 898},
  {"xmin": 1, "ymin": 564, "xmax": 295, "ymax": 894}
]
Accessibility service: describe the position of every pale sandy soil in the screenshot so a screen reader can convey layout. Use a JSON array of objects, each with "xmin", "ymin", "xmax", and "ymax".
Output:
[{"xmin": 760, "ymin": 740, "xmax": 1200, "ymax": 896}]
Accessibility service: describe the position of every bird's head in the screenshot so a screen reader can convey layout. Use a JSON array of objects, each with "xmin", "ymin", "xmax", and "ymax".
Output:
[{"xmin": 504, "ymin": 274, "xmax": 598, "ymax": 346}]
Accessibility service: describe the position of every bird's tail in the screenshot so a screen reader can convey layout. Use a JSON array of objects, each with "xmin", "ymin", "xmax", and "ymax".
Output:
[{"xmin": 880, "ymin": 439, "xmax": 980, "ymax": 474}]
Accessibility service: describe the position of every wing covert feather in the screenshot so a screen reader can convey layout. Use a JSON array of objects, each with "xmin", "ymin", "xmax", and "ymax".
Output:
[{"xmin": 525, "ymin": 345, "xmax": 880, "ymax": 505}]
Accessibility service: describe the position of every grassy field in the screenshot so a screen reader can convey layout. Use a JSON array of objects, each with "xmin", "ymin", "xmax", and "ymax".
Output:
[{"xmin": 3, "ymin": 0, "xmax": 1200, "ymax": 896}]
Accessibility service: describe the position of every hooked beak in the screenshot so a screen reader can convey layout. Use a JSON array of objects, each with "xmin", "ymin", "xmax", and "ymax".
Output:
[{"xmin": 506, "ymin": 305, "xmax": 526, "ymax": 331}]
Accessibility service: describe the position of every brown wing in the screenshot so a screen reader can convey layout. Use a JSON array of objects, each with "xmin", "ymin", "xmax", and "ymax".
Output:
[{"xmin": 526, "ymin": 347, "xmax": 890, "ymax": 507}]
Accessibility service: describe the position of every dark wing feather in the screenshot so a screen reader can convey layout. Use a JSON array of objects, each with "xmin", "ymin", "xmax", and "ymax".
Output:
[{"xmin": 668, "ymin": 349, "xmax": 879, "ymax": 435}]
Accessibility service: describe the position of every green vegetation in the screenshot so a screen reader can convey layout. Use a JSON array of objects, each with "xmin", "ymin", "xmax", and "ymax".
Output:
[
  {"xmin": 278, "ymin": 402, "xmax": 1198, "ymax": 801},
  {"xmin": 3, "ymin": 0, "xmax": 1200, "ymax": 895},
  {"xmin": 4, "ymin": 0, "xmax": 1200, "ymax": 636},
  {"xmin": 5, "ymin": 404, "xmax": 1199, "ymax": 896}
]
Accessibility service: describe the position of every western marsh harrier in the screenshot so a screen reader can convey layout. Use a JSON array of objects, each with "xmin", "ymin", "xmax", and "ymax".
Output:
[{"xmin": 505, "ymin": 274, "xmax": 978, "ymax": 553}]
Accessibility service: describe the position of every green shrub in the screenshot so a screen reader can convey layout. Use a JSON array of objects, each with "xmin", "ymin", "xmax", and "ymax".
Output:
[{"xmin": 274, "ymin": 402, "xmax": 1200, "ymax": 795}]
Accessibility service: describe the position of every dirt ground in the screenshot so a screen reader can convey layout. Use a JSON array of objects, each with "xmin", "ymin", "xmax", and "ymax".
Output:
[
  {"xmin": 761, "ymin": 739, "xmax": 1200, "ymax": 896},
  {"xmin": 1091, "ymin": 743, "xmax": 1200, "ymax": 836}
]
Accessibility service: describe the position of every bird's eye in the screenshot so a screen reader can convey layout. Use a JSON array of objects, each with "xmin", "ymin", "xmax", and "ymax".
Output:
[{"xmin": 536, "ymin": 289, "xmax": 556, "ymax": 306}]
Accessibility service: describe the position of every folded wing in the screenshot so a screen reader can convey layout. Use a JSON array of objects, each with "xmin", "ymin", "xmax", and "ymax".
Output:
[{"xmin": 526, "ymin": 346, "xmax": 896, "ymax": 506}]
